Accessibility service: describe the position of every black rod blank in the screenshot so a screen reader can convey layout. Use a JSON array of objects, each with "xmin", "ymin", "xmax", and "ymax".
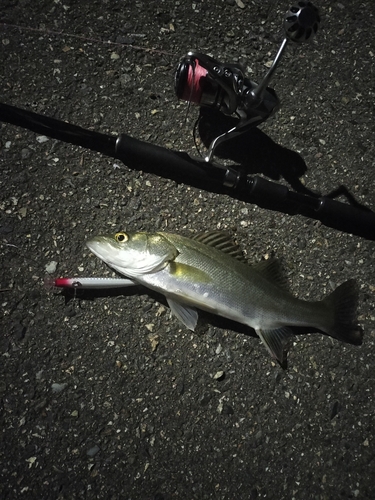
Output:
[{"xmin": 1, "ymin": 102, "xmax": 374, "ymax": 240}]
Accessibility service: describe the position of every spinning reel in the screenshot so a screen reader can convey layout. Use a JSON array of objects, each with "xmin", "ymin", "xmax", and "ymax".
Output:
[{"xmin": 175, "ymin": 1, "xmax": 320, "ymax": 161}]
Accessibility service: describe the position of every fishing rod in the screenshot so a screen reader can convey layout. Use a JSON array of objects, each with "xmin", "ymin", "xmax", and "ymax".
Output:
[
  {"xmin": 1, "ymin": 2, "xmax": 374, "ymax": 240},
  {"xmin": 2, "ymin": 100, "xmax": 373, "ymax": 240}
]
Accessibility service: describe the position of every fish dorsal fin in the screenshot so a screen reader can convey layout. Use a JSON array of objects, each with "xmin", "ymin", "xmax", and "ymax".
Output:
[
  {"xmin": 252, "ymin": 258, "xmax": 289, "ymax": 291},
  {"xmin": 191, "ymin": 231, "xmax": 247, "ymax": 263}
]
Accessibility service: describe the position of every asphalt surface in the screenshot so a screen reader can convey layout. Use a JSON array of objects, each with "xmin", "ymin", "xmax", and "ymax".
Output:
[{"xmin": 1, "ymin": 0, "xmax": 375, "ymax": 498}]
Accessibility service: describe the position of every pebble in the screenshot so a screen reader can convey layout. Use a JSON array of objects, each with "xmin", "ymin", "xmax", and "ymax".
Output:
[
  {"xmin": 45, "ymin": 261, "xmax": 58, "ymax": 273},
  {"xmin": 21, "ymin": 148, "xmax": 31, "ymax": 159},
  {"xmin": 119, "ymin": 74, "xmax": 132, "ymax": 87},
  {"xmin": 224, "ymin": 348, "xmax": 234, "ymax": 363},
  {"xmin": 51, "ymin": 383, "xmax": 68, "ymax": 394},
  {"xmin": 214, "ymin": 371, "xmax": 225, "ymax": 380},
  {"xmin": 18, "ymin": 207, "xmax": 27, "ymax": 218},
  {"xmin": 87, "ymin": 445, "xmax": 100, "ymax": 457},
  {"xmin": 36, "ymin": 135, "xmax": 49, "ymax": 143},
  {"xmin": 235, "ymin": 0, "xmax": 245, "ymax": 8}
]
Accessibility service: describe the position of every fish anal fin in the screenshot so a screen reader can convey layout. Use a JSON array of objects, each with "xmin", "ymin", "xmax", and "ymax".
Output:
[
  {"xmin": 256, "ymin": 327, "xmax": 294, "ymax": 369},
  {"xmin": 253, "ymin": 258, "xmax": 289, "ymax": 291},
  {"xmin": 167, "ymin": 298, "xmax": 198, "ymax": 331},
  {"xmin": 192, "ymin": 231, "xmax": 247, "ymax": 263}
]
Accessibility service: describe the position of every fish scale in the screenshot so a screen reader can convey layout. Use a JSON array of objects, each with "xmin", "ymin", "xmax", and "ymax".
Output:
[{"xmin": 149, "ymin": 233, "xmax": 326, "ymax": 329}]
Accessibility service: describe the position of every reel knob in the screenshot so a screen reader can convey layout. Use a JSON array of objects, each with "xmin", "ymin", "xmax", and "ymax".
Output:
[{"xmin": 284, "ymin": 1, "xmax": 320, "ymax": 43}]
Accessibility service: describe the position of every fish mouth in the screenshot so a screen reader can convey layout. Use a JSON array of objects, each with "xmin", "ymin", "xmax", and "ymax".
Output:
[
  {"xmin": 86, "ymin": 238, "xmax": 101, "ymax": 255},
  {"xmin": 86, "ymin": 238, "xmax": 115, "ymax": 264}
]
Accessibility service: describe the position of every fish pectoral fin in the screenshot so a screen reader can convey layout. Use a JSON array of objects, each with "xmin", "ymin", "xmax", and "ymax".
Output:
[
  {"xmin": 169, "ymin": 262, "xmax": 211, "ymax": 284},
  {"xmin": 167, "ymin": 298, "xmax": 198, "ymax": 331},
  {"xmin": 256, "ymin": 327, "xmax": 294, "ymax": 369}
]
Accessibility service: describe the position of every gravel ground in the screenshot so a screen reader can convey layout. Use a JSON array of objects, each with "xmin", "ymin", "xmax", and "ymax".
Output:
[{"xmin": 1, "ymin": 1, "xmax": 375, "ymax": 499}]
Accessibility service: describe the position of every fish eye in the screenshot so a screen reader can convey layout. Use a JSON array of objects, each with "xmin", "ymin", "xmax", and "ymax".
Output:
[{"xmin": 115, "ymin": 232, "xmax": 129, "ymax": 243}]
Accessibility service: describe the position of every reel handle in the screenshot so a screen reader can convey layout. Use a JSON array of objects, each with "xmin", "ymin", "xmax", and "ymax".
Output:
[{"xmin": 252, "ymin": 1, "xmax": 320, "ymax": 101}]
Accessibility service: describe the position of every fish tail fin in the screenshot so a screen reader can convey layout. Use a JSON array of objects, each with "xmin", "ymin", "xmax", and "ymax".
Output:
[{"xmin": 323, "ymin": 279, "xmax": 363, "ymax": 345}]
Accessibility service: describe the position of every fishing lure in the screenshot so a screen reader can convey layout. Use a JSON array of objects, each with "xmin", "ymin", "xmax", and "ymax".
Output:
[{"xmin": 47, "ymin": 276, "xmax": 135, "ymax": 289}]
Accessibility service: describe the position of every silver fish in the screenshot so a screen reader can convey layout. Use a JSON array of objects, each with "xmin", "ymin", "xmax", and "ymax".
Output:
[{"xmin": 86, "ymin": 230, "xmax": 363, "ymax": 366}]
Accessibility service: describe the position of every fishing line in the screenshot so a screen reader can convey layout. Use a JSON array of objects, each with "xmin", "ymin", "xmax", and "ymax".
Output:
[
  {"xmin": 0, "ymin": 22, "xmax": 175, "ymax": 56},
  {"xmin": 183, "ymin": 59, "xmax": 196, "ymax": 122},
  {"xmin": 180, "ymin": 58, "xmax": 208, "ymax": 105},
  {"xmin": 193, "ymin": 115, "xmax": 205, "ymax": 159},
  {"xmin": 178, "ymin": 57, "xmax": 210, "ymax": 158}
]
